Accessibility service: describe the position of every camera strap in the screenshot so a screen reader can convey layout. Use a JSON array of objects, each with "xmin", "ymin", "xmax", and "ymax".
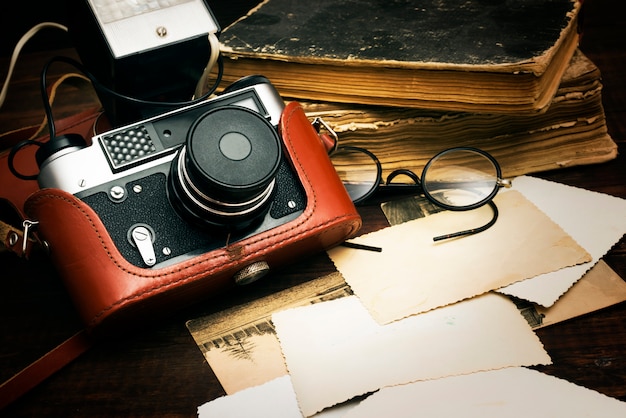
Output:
[
  {"xmin": 0, "ymin": 107, "xmax": 103, "ymax": 410},
  {"xmin": 0, "ymin": 139, "xmax": 42, "ymax": 259},
  {"xmin": 0, "ymin": 215, "xmax": 39, "ymax": 259},
  {"xmin": 0, "ymin": 207, "xmax": 93, "ymax": 409},
  {"xmin": 0, "ymin": 106, "xmax": 104, "ymax": 256},
  {"xmin": 0, "ymin": 331, "xmax": 93, "ymax": 410}
]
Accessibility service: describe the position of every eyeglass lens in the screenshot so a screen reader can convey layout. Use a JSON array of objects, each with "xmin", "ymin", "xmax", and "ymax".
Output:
[
  {"xmin": 330, "ymin": 146, "xmax": 501, "ymax": 210},
  {"xmin": 421, "ymin": 148, "xmax": 501, "ymax": 211},
  {"xmin": 330, "ymin": 146, "xmax": 506, "ymax": 245},
  {"xmin": 329, "ymin": 146, "xmax": 382, "ymax": 204}
]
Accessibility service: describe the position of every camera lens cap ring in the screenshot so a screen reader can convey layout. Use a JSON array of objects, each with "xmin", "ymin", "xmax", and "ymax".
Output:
[{"xmin": 186, "ymin": 106, "xmax": 281, "ymax": 196}]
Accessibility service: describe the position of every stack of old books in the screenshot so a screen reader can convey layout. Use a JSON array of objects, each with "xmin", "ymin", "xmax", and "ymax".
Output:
[{"xmin": 213, "ymin": 0, "xmax": 616, "ymax": 178}]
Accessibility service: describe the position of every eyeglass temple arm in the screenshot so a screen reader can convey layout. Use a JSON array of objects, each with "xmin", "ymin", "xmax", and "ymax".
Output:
[{"xmin": 432, "ymin": 201, "xmax": 499, "ymax": 242}]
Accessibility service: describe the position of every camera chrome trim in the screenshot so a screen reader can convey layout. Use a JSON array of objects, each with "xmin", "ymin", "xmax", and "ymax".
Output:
[{"xmin": 174, "ymin": 146, "xmax": 277, "ymax": 218}]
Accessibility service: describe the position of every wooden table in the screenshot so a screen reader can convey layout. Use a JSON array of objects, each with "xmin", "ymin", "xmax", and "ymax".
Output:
[{"xmin": 1, "ymin": 1, "xmax": 625, "ymax": 416}]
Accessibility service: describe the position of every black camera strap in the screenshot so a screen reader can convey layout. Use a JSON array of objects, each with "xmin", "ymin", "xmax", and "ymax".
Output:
[{"xmin": 0, "ymin": 330, "xmax": 93, "ymax": 410}]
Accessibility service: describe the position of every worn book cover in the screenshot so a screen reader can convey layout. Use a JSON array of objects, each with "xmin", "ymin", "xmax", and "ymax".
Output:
[
  {"xmin": 299, "ymin": 49, "xmax": 616, "ymax": 178},
  {"xmin": 218, "ymin": 0, "xmax": 582, "ymax": 113}
]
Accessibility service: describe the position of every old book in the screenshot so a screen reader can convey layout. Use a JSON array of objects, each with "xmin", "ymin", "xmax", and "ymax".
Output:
[
  {"xmin": 218, "ymin": 0, "xmax": 583, "ymax": 114},
  {"xmin": 298, "ymin": 49, "xmax": 617, "ymax": 178}
]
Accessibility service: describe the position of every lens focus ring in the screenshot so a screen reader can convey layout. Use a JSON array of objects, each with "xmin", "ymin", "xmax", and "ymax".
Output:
[{"xmin": 168, "ymin": 106, "xmax": 282, "ymax": 230}]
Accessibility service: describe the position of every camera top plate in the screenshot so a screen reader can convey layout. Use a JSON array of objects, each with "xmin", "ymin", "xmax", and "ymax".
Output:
[
  {"xmin": 37, "ymin": 80, "xmax": 284, "ymax": 195},
  {"xmin": 99, "ymin": 88, "xmax": 272, "ymax": 174}
]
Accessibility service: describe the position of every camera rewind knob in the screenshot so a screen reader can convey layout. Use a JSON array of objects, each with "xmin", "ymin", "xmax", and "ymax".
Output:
[{"xmin": 35, "ymin": 133, "xmax": 87, "ymax": 168}]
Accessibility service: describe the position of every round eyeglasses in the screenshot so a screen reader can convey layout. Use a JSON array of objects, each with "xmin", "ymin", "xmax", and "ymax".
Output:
[{"xmin": 314, "ymin": 119, "xmax": 512, "ymax": 241}]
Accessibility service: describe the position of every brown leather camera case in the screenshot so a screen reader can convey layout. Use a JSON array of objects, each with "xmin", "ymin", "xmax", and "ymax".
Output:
[{"xmin": 21, "ymin": 102, "xmax": 361, "ymax": 333}]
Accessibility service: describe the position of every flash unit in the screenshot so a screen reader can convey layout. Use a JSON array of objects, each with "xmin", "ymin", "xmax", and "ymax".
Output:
[{"xmin": 66, "ymin": 0, "xmax": 220, "ymax": 126}]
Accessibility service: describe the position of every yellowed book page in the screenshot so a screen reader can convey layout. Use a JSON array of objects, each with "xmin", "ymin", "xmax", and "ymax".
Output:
[
  {"xmin": 342, "ymin": 367, "xmax": 626, "ymax": 418},
  {"xmin": 328, "ymin": 190, "xmax": 590, "ymax": 324},
  {"xmin": 186, "ymin": 272, "xmax": 348, "ymax": 394},
  {"xmin": 272, "ymin": 293, "xmax": 551, "ymax": 417},
  {"xmin": 534, "ymin": 260, "xmax": 626, "ymax": 328},
  {"xmin": 498, "ymin": 176, "xmax": 626, "ymax": 306}
]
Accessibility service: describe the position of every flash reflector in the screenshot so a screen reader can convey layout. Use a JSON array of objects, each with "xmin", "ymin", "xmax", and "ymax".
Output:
[
  {"xmin": 67, "ymin": 0, "xmax": 221, "ymax": 126},
  {"xmin": 87, "ymin": 0, "xmax": 218, "ymax": 58}
]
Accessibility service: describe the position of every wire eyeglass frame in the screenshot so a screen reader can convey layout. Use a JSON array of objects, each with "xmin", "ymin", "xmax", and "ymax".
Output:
[{"xmin": 314, "ymin": 118, "xmax": 512, "ymax": 242}]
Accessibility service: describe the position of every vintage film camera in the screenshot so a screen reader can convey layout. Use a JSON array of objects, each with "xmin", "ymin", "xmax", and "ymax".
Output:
[
  {"xmin": 28, "ymin": 77, "xmax": 361, "ymax": 331},
  {"xmin": 38, "ymin": 76, "xmax": 302, "ymax": 268}
]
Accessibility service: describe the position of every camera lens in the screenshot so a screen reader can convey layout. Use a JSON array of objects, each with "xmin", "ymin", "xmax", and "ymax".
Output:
[{"xmin": 168, "ymin": 106, "xmax": 282, "ymax": 230}]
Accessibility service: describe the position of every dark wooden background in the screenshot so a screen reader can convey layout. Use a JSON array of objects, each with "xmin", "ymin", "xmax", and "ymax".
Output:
[{"xmin": 1, "ymin": 0, "xmax": 625, "ymax": 416}]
